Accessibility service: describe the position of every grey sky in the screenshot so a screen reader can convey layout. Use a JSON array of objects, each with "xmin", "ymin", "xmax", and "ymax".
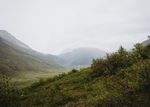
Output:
[{"xmin": 0, "ymin": 0, "xmax": 149, "ymax": 55}]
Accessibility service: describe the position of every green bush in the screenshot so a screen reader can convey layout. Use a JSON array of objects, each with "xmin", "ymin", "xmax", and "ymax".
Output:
[
  {"xmin": 91, "ymin": 46, "xmax": 131, "ymax": 77},
  {"xmin": 0, "ymin": 75, "xmax": 21, "ymax": 107}
]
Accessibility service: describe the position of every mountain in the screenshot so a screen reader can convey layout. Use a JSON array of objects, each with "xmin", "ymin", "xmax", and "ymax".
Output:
[
  {"xmin": 0, "ymin": 30, "xmax": 63, "ymax": 75},
  {"xmin": 0, "ymin": 30, "xmax": 31, "ymax": 50},
  {"xmin": 59, "ymin": 48, "xmax": 106, "ymax": 67},
  {"xmin": 142, "ymin": 39, "xmax": 150, "ymax": 46}
]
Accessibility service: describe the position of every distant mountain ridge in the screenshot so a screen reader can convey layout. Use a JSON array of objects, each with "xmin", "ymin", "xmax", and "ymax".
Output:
[
  {"xmin": 59, "ymin": 47, "xmax": 106, "ymax": 67},
  {"xmin": 142, "ymin": 39, "xmax": 150, "ymax": 46}
]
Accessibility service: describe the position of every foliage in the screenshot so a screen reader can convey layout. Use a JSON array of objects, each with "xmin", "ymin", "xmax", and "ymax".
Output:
[
  {"xmin": 0, "ymin": 74, "xmax": 21, "ymax": 107},
  {"xmin": 1, "ymin": 43, "xmax": 150, "ymax": 107},
  {"xmin": 91, "ymin": 46, "xmax": 131, "ymax": 77}
]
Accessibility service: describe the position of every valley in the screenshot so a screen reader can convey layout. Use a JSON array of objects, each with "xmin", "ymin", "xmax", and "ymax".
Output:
[
  {"xmin": 1, "ymin": 40, "xmax": 150, "ymax": 107},
  {"xmin": 0, "ymin": 30, "xmax": 105, "ymax": 87},
  {"xmin": 0, "ymin": 31, "xmax": 150, "ymax": 107},
  {"xmin": 0, "ymin": 0, "xmax": 150, "ymax": 106}
]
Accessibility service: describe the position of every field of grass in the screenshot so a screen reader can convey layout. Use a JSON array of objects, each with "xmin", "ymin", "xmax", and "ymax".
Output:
[{"xmin": 11, "ymin": 70, "xmax": 68, "ymax": 87}]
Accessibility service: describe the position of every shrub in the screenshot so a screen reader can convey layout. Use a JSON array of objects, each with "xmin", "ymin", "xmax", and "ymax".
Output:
[
  {"xmin": 90, "ymin": 46, "xmax": 130, "ymax": 77},
  {"xmin": 0, "ymin": 75, "xmax": 21, "ymax": 107}
]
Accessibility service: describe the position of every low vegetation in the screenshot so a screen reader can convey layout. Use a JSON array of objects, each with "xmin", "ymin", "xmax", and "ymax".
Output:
[
  {"xmin": 1, "ymin": 43, "xmax": 150, "ymax": 107},
  {"xmin": 0, "ymin": 38, "xmax": 63, "ymax": 75}
]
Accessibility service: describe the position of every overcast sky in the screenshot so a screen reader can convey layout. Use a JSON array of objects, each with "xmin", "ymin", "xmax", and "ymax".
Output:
[{"xmin": 0, "ymin": 0, "xmax": 149, "ymax": 55}]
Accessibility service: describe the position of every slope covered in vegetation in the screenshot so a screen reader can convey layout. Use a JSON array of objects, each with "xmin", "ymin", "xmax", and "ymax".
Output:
[
  {"xmin": 0, "ymin": 30, "xmax": 64, "ymax": 75},
  {"xmin": 1, "ymin": 43, "xmax": 150, "ymax": 107}
]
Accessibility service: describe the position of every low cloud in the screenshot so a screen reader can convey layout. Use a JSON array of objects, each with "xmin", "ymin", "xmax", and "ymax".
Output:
[{"xmin": 0, "ymin": 0, "xmax": 149, "ymax": 54}]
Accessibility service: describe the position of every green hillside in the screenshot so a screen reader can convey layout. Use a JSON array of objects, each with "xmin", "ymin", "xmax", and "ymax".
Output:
[
  {"xmin": 0, "ymin": 41, "xmax": 57, "ymax": 74},
  {"xmin": 0, "ymin": 30, "xmax": 66, "ymax": 86},
  {"xmin": 1, "ymin": 43, "xmax": 150, "ymax": 107},
  {"xmin": 0, "ymin": 30, "xmax": 64, "ymax": 75}
]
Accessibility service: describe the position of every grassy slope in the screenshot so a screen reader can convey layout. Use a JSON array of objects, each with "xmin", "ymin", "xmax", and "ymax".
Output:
[
  {"xmin": 21, "ymin": 67, "xmax": 149, "ymax": 107},
  {"xmin": 22, "ymin": 68, "xmax": 93, "ymax": 106},
  {"xmin": 0, "ymin": 40, "xmax": 67, "ymax": 87},
  {"xmin": 0, "ymin": 41, "xmax": 63, "ymax": 75},
  {"xmin": 20, "ymin": 44, "xmax": 150, "ymax": 107},
  {"xmin": 11, "ymin": 71, "xmax": 65, "ymax": 87}
]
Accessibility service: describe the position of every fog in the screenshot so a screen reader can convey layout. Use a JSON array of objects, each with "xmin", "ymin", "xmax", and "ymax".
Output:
[{"xmin": 0, "ymin": 0, "xmax": 149, "ymax": 55}]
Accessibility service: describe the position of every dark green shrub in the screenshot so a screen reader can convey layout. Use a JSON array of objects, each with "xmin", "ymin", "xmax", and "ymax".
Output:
[
  {"xmin": 0, "ymin": 75, "xmax": 21, "ymax": 107},
  {"xmin": 90, "ymin": 46, "xmax": 130, "ymax": 77}
]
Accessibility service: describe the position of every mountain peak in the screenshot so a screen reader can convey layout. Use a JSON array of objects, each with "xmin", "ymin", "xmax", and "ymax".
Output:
[
  {"xmin": 61, "ymin": 47, "xmax": 105, "ymax": 55},
  {"xmin": 60, "ymin": 47, "xmax": 106, "ymax": 67},
  {"xmin": 0, "ymin": 30, "xmax": 31, "ymax": 49},
  {"xmin": 0, "ymin": 30, "xmax": 15, "ymax": 39},
  {"xmin": 0, "ymin": 29, "xmax": 9, "ymax": 33},
  {"xmin": 142, "ymin": 39, "xmax": 150, "ymax": 46}
]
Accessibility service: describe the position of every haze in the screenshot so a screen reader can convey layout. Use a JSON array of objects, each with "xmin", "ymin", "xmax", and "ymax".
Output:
[{"xmin": 0, "ymin": 0, "xmax": 149, "ymax": 55}]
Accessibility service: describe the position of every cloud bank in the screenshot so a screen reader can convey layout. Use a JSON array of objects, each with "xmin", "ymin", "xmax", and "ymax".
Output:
[{"xmin": 0, "ymin": 0, "xmax": 149, "ymax": 54}]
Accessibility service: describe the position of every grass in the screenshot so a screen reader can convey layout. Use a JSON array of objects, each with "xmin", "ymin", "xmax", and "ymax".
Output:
[{"xmin": 11, "ymin": 70, "xmax": 68, "ymax": 87}]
